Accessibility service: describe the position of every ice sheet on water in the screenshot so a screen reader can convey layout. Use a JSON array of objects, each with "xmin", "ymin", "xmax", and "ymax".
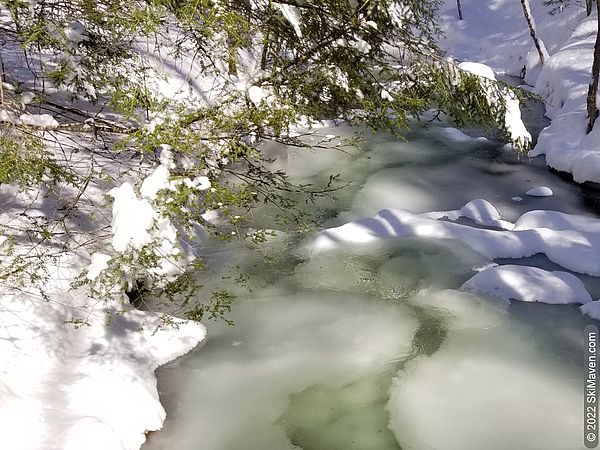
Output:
[
  {"xmin": 144, "ymin": 292, "xmax": 419, "ymax": 450},
  {"xmin": 388, "ymin": 292, "xmax": 588, "ymax": 450}
]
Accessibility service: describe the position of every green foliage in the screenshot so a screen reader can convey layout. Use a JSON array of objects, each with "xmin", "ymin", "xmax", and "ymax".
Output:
[{"xmin": 0, "ymin": 0, "xmax": 526, "ymax": 325}]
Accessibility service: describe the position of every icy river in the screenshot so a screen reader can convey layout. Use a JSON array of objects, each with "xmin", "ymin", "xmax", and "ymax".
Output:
[{"xmin": 143, "ymin": 118, "xmax": 600, "ymax": 450}]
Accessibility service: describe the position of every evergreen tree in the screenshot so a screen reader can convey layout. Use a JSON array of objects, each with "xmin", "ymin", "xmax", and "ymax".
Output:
[{"xmin": 0, "ymin": 0, "xmax": 525, "ymax": 320}]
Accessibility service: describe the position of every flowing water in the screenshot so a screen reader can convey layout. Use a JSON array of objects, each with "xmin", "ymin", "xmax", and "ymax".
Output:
[{"xmin": 143, "ymin": 120, "xmax": 599, "ymax": 450}]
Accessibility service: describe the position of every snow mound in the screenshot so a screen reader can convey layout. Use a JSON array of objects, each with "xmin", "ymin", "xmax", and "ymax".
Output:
[
  {"xmin": 461, "ymin": 265, "xmax": 592, "ymax": 304},
  {"xmin": 581, "ymin": 302, "xmax": 600, "ymax": 320},
  {"xmin": 435, "ymin": 127, "xmax": 487, "ymax": 143},
  {"xmin": 312, "ymin": 200, "xmax": 600, "ymax": 276},
  {"xmin": 458, "ymin": 61, "xmax": 496, "ymax": 80},
  {"xmin": 526, "ymin": 186, "xmax": 553, "ymax": 197},
  {"xmin": 514, "ymin": 210, "xmax": 600, "ymax": 234},
  {"xmin": 423, "ymin": 199, "xmax": 514, "ymax": 229}
]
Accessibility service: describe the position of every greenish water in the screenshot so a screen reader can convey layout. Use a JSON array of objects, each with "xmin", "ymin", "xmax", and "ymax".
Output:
[{"xmin": 144, "ymin": 124, "xmax": 598, "ymax": 450}]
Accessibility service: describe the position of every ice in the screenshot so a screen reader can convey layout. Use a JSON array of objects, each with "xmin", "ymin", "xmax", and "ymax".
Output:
[
  {"xmin": 144, "ymin": 122, "xmax": 600, "ymax": 450},
  {"xmin": 389, "ymin": 294, "xmax": 588, "ymax": 450},
  {"xmin": 143, "ymin": 291, "xmax": 419, "ymax": 450},
  {"xmin": 435, "ymin": 126, "xmax": 487, "ymax": 143}
]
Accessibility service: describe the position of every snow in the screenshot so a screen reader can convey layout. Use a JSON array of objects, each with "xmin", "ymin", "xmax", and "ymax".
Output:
[
  {"xmin": 64, "ymin": 21, "xmax": 87, "ymax": 44},
  {"xmin": 276, "ymin": 3, "xmax": 302, "ymax": 38},
  {"xmin": 423, "ymin": 198, "xmax": 514, "ymax": 229},
  {"xmin": 435, "ymin": 126, "xmax": 487, "ymax": 143},
  {"xmin": 461, "ymin": 264, "xmax": 592, "ymax": 304},
  {"xmin": 192, "ymin": 176, "xmax": 211, "ymax": 191},
  {"xmin": 458, "ymin": 61, "xmax": 495, "ymax": 80},
  {"xmin": 380, "ymin": 89, "xmax": 393, "ymax": 101},
  {"xmin": 248, "ymin": 85, "xmax": 267, "ymax": 106},
  {"xmin": 526, "ymin": 186, "xmax": 553, "ymax": 197},
  {"xmin": 0, "ymin": 281, "xmax": 205, "ymax": 450},
  {"xmin": 108, "ymin": 183, "xmax": 157, "ymax": 252},
  {"xmin": 19, "ymin": 113, "xmax": 59, "ymax": 129},
  {"xmin": 86, "ymin": 252, "xmax": 111, "ymax": 280},
  {"xmin": 458, "ymin": 61, "xmax": 531, "ymax": 147},
  {"xmin": 140, "ymin": 165, "xmax": 170, "ymax": 200},
  {"xmin": 312, "ymin": 199, "xmax": 600, "ymax": 276},
  {"xmin": 20, "ymin": 91, "xmax": 35, "ymax": 104},
  {"xmin": 581, "ymin": 302, "xmax": 600, "ymax": 320},
  {"xmin": 441, "ymin": 0, "xmax": 600, "ymax": 183}
]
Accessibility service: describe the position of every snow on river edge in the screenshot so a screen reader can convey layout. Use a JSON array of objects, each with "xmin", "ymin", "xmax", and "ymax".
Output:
[
  {"xmin": 3, "ymin": 2, "xmax": 600, "ymax": 450},
  {"xmin": 440, "ymin": 0, "xmax": 600, "ymax": 184}
]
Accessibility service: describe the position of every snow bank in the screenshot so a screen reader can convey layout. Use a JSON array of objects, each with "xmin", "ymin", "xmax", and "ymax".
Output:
[
  {"xmin": 461, "ymin": 264, "xmax": 592, "ymax": 304},
  {"xmin": 423, "ymin": 198, "xmax": 514, "ymax": 229},
  {"xmin": 0, "ymin": 140, "xmax": 210, "ymax": 450},
  {"xmin": 0, "ymin": 260, "xmax": 205, "ymax": 450},
  {"xmin": 312, "ymin": 199, "xmax": 600, "ymax": 276},
  {"xmin": 441, "ymin": 0, "xmax": 600, "ymax": 183}
]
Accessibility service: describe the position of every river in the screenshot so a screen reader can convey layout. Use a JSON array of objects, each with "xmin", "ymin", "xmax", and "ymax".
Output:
[{"xmin": 143, "ymin": 116, "xmax": 599, "ymax": 450}]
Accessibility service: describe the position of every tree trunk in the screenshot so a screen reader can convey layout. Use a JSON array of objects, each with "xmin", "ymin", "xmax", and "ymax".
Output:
[
  {"xmin": 588, "ymin": 0, "xmax": 594, "ymax": 16},
  {"xmin": 456, "ymin": 0, "xmax": 463, "ymax": 20},
  {"xmin": 519, "ymin": 0, "xmax": 549, "ymax": 65},
  {"xmin": 587, "ymin": 0, "xmax": 600, "ymax": 132}
]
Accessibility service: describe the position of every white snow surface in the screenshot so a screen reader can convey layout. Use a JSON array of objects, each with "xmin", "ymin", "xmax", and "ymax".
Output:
[
  {"xmin": 441, "ymin": 0, "xmax": 600, "ymax": 183},
  {"xmin": 581, "ymin": 302, "xmax": 600, "ymax": 320},
  {"xmin": 108, "ymin": 183, "xmax": 157, "ymax": 252},
  {"xmin": 0, "ymin": 259, "xmax": 205, "ymax": 450},
  {"xmin": 86, "ymin": 252, "xmax": 112, "ymax": 280},
  {"xmin": 312, "ymin": 199, "xmax": 600, "ymax": 277},
  {"xmin": 526, "ymin": 186, "xmax": 553, "ymax": 197},
  {"xmin": 461, "ymin": 264, "xmax": 592, "ymax": 305},
  {"xmin": 19, "ymin": 113, "xmax": 59, "ymax": 129}
]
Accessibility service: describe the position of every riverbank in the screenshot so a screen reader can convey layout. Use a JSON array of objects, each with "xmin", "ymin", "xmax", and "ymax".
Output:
[{"xmin": 440, "ymin": 0, "xmax": 600, "ymax": 184}]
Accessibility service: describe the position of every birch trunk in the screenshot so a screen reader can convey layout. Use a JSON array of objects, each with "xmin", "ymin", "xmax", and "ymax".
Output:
[{"xmin": 519, "ymin": 0, "xmax": 550, "ymax": 65}]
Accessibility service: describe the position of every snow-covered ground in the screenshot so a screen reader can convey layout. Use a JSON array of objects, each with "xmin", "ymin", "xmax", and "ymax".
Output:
[
  {"xmin": 0, "ymin": 7, "xmax": 217, "ymax": 449},
  {"xmin": 440, "ymin": 0, "xmax": 600, "ymax": 184},
  {"xmin": 3, "ymin": 2, "xmax": 600, "ymax": 449}
]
